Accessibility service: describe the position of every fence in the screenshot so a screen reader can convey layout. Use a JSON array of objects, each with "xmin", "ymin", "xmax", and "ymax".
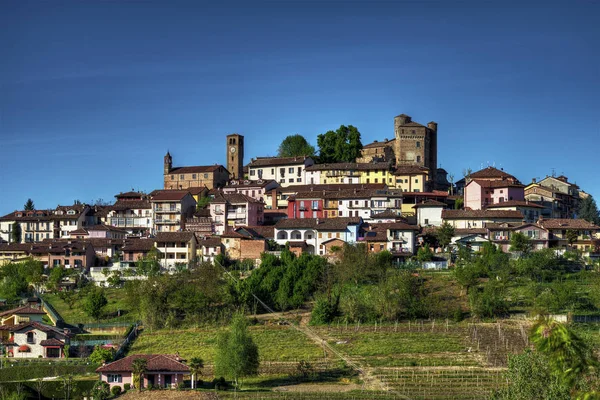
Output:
[{"xmin": 115, "ymin": 322, "xmax": 140, "ymax": 359}]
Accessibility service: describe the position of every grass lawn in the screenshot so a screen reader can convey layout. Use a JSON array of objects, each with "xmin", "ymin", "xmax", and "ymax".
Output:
[
  {"xmin": 43, "ymin": 288, "xmax": 135, "ymax": 324},
  {"xmin": 129, "ymin": 325, "xmax": 325, "ymax": 363}
]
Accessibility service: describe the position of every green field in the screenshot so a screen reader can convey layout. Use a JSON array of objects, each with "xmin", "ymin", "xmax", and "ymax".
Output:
[{"xmin": 42, "ymin": 287, "xmax": 135, "ymax": 324}]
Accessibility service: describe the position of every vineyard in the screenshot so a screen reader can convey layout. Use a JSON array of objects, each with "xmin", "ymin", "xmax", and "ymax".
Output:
[{"xmin": 128, "ymin": 318, "xmax": 532, "ymax": 399}]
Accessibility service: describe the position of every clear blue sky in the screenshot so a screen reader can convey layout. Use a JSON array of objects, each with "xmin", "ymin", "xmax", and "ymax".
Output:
[{"xmin": 1, "ymin": 1, "xmax": 598, "ymax": 215}]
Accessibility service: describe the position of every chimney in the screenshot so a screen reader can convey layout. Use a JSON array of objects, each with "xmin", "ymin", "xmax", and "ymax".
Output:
[{"xmin": 532, "ymin": 178, "xmax": 536, "ymax": 184}]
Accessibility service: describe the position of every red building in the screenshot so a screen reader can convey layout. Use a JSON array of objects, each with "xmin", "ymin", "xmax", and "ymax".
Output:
[{"xmin": 287, "ymin": 192, "xmax": 325, "ymax": 219}]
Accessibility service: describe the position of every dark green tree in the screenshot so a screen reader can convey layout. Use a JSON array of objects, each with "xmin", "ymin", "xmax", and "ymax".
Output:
[
  {"xmin": 11, "ymin": 222, "xmax": 21, "ymax": 243},
  {"xmin": 135, "ymin": 247, "xmax": 161, "ymax": 277},
  {"xmin": 509, "ymin": 232, "xmax": 533, "ymax": 254},
  {"xmin": 565, "ymin": 229, "xmax": 579, "ymax": 249},
  {"xmin": 214, "ymin": 313, "xmax": 259, "ymax": 388},
  {"xmin": 132, "ymin": 358, "xmax": 147, "ymax": 392},
  {"xmin": 278, "ymin": 134, "xmax": 316, "ymax": 157},
  {"xmin": 316, "ymin": 125, "xmax": 363, "ymax": 163},
  {"xmin": 416, "ymin": 244, "xmax": 433, "ymax": 262},
  {"xmin": 89, "ymin": 345, "xmax": 115, "ymax": 364},
  {"xmin": 83, "ymin": 287, "xmax": 108, "ymax": 321},
  {"xmin": 578, "ymin": 195, "xmax": 600, "ymax": 225},
  {"xmin": 436, "ymin": 222, "xmax": 455, "ymax": 251},
  {"xmin": 24, "ymin": 198, "xmax": 35, "ymax": 211}
]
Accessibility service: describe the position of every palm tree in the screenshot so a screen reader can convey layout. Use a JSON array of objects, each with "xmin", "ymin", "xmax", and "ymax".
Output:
[
  {"xmin": 131, "ymin": 358, "xmax": 148, "ymax": 392},
  {"xmin": 188, "ymin": 357, "xmax": 204, "ymax": 389}
]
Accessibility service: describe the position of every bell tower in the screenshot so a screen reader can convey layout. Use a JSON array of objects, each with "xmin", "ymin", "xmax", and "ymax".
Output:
[
  {"xmin": 164, "ymin": 151, "xmax": 172, "ymax": 175},
  {"xmin": 226, "ymin": 134, "xmax": 244, "ymax": 179}
]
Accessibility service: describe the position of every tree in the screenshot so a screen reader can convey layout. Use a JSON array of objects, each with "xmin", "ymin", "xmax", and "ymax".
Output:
[
  {"xmin": 92, "ymin": 381, "xmax": 111, "ymax": 400},
  {"xmin": 135, "ymin": 247, "xmax": 161, "ymax": 277},
  {"xmin": 83, "ymin": 287, "xmax": 108, "ymax": 321},
  {"xmin": 454, "ymin": 197, "xmax": 464, "ymax": 210},
  {"xmin": 316, "ymin": 125, "xmax": 363, "ymax": 163},
  {"xmin": 578, "ymin": 195, "xmax": 600, "ymax": 225},
  {"xmin": 509, "ymin": 232, "xmax": 533, "ymax": 254},
  {"xmin": 277, "ymin": 134, "xmax": 316, "ymax": 158},
  {"xmin": 416, "ymin": 245, "xmax": 433, "ymax": 262},
  {"xmin": 11, "ymin": 222, "xmax": 21, "ymax": 243},
  {"xmin": 24, "ymin": 199, "xmax": 34, "ymax": 211},
  {"xmin": 189, "ymin": 357, "xmax": 204, "ymax": 389},
  {"xmin": 89, "ymin": 345, "xmax": 115, "ymax": 364},
  {"xmin": 132, "ymin": 358, "xmax": 147, "ymax": 392},
  {"xmin": 565, "ymin": 229, "xmax": 579, "ymax": 249},
  {"xmin": 214, "ymin": 313, "xmax": 259, "ymax": 388},
  {"xmin": 436, "ymin": 222, "xmax": 455, "ymax": 251}
]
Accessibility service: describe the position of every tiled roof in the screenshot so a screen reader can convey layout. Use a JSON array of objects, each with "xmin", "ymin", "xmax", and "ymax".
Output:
[
  {"xmin": 10, "ymin": 321, "xmax": 69, "ymax": 337},
  {"xmin": 362, "ymin": 230, "xmax": 388, "ymax": 241},
  {"xmin": 469, "ymin": 179, "xmax": 524, "ymax": 189},
  {"xmin": 305, "ymin": 162, "xmax": 391, "ymax": 172},
  {"xmin": 537, "ymin": 218, "xmax": 600, "ymax": 230},
  {"xmin": 282, "ymin": 183, "xmax": 386, "ymax": 193},
  {"xmin": 224, "ymin": 179, "xmax": 278, "ymax": 188},
  {"xmin": 40, "ymin": 338, "xmax": 66, "ymax": 347},
  {"xmin": 122, "ymin": 239, "xmax": 155, "ymax": 252},
  {"xmin": 114, "ymin": 191, "xmax": 146, "ymax": 199},
  {"xmin": 96, "ymin": 354, "xmax": 190, "ymax": 373},
  {"xmin": 393, "ymin": 166, "xmax": 430, "ymax": 175},
  {"xmin": 292, "ymin": 188, "xmax": 402, "ymax": 201},
  {"xmin": 211, "ymin": 192, "xmax": 261, "ymax": 204},
  {"xmin": 197, "ymin": 237, "xmax": 222, "ymax": 247},
  {"xmin": 86, "ymin": 238, "xmax": 124, "ymax": 249},
  {"xmin": 0, "ymin": 306, "xmax": 46, "ymax": 318},
  {"xmin": 151, "ymin": 190, "xmax": 192, "ymax": 201},
  {"xmin": 0, "ymin": 210, "xmax": 55, "ymax": 222},
  {"xmin": 276, "ymin": 217, "xmax": 361, "ymax": 230},
  {"xmin": 236, "ymin": 225, "xmax": 275, "ymax": 239},
  {"xmin": 155, "ymin": 232, "xmax": 196, "ymax": 243},
  {"xmin": 485, "ymin": 201, "xmax": 544, "ymax": 209},
  {"xmin": 111, "ymin": 200, "xmax": 152, "ymax": 210},
  {"xmin": 30, "ymin": 240, "xmax": 93, "ymax": 255},
  {"xmin": 370, "ymin": 209, "xmax": 404, "ymax": 219},
  {"xmin": 454, "ymin": 228, "xmax": 488, "ymax": 235},
  {"xmin": 249, "ymin": 156, "xmax": 312, "ymax": 167},
  {"xmin": 469, "ymin": 167, "xmax": 517, "ymax": 180},
  {"xmin": 412, "ymin": 200, "xmax": 446, "ymax": 208},
  {"xmin": 442, "ymin": 210, "xmax": 524, "ymax": 219},
  {"xmin": 0, "ymin": 243, "xmax": 36, "ymax": 252},
  {"xmin": 368, "ymin": 222, "xmax": 419, "ymax": 231},
  {"xmin": 362, "ymin": 139, "xmax": 395, "ymax": 149},
  {"xmin": 170, "ymin": 165, "xmax": 224, "ymax": 174}
]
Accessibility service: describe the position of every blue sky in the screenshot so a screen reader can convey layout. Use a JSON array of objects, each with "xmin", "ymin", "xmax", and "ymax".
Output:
[{"xmin": 1, "ymin": 1, "xmax": 598, "ymax": 215}]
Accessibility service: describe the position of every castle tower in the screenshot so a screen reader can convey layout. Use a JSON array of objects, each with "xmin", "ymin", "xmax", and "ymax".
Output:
[
  {"xmin": 226, "ymin": 134, "xmax": 244, "ymax": 179},
  {"xmin": 427, "ymin": 121, "xmax": 438, "ymax": 174},
  {"xmin": 164, "ymin": 151, "xmax": 172, "ymax": 175}
]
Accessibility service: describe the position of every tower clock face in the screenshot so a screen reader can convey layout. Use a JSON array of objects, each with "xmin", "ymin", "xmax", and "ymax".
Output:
[{"xmin": 230, "ymin": 146, "xmax": 236, "ymax": 153}]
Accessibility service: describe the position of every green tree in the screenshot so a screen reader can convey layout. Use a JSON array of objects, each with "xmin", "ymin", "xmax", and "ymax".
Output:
[
  {"xmin": 135, "ymin": 247, "xmax": 161, "ymax": 277},
  {"xmin": 509, "ymin": 232, "xmax": 533, "ymax": 254},
  {"xmin": 24, "ymin": 199, "xmax": 34, "ymax": 211},
  {"xmin": 214, "ymin": 313, "xmax": 259, "ymax": 388},
  {"xmin": 132, "ymin": 358, "xmax": 147, "ymax": 392},
  {"xmin": 196, "ymin": 196, "xmax": 211, "ymax": 210},
  {"xmin": 89, "ymin": 345, "xmax": 115, "ymax": 364},
  {"xmin": 83, "ymin": 287, "xmax": 108, "ymax": 321},
  {"xmin": 316, "ymin": 125, "xmax": 363, "ymax": 163},
  {"xmin": 416, "ymin": 244, "xmax": 433, "ymax": 262},
  {"xmin": 565, "ymin": 229, "xmax": 579, "ymax": 249},
  {"xmin": 11, "ymin": 222, "xmax": 21, "ymax": 243},
  {"xmin": 578, "ymin": 195, "xmax": 600, "ymax": 225},
  {"xmin": 189, "ymin": 357, "xmax": 204, "ymax": 389},
  {"xmin": 277, "ymin": 134, "xmax": 316, "ymax": 157},
  {"xmin": 436, "ymin": 222, "xmax": 455, "ymax": 251},
  {"xmin": 454, "ymin": 197, "xmax": 464, "ymax": 210}
]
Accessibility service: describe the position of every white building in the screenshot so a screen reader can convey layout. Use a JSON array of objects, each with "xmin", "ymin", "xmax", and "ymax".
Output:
[
  {"xmin": 248, "ymin": 156, "xmax": 314, "ymax": 187},
  {"xmin": 413, "ymin": 200, "xmax": 445, "ymax": 227}
]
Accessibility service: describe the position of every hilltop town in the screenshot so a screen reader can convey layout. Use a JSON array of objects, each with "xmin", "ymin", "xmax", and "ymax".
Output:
[{"xmin": 0, "ymin": 113, "xmax": 599, "ymax": 399}]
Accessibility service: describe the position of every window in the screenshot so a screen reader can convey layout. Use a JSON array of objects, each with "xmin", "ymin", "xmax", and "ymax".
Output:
[
  {"xmin": 411, "ymin": 130, "xmax": 416, "ymax": 134},
  {"xmin": 280, "ymin": 168, "xmax": 285, "ymax": 177},
  {"xmin": 416, "ymin": 156, "xmax": 421, "ymax": 163},
  {"xmin": 180, "ymin": 174, "xmax": 184, "ymax": 180},
  {"xmin": 108, "ymin": 374, "xmax": 122, "ymax": 383},
  {"xmin": 171, "ymin": 175, "xmax": 174, "ymax": 180},
  {"xmin": 424, "ymin": 218, "xmax": 429, "ymax": 225},
  {"xmin": 27, "ymin": 332, "xmax": 34, "ymax": 344},
  {"xmin": 192, "ymin": 174, "xmax": 196, "ymax": 179},
  {"xmin": 289, "ymin": 167, "xmax": 294, "ymax": 173},
  {"xmin": 204, "ymin": 173, "xmax": 208, "ymax": 178},
  {"xmin": 415, "ymin": 179, "xmax": 419, "ymax": 183},
  {"xmin": 289, "ymin": 178, "xmax": 294, "ymax": 183},
  {"xmin": 271, "ymin": 168, "xmax": 275, "ymax": 175},
  {"xmin": 312, "ymin": 201, "xmax": 319, "ymax": 209},
  {"xmin": 250, "ymin": 170, "xmax": 255, "ymax": 176},
  {"xmin": 375, "ymin": 178, "xmax": 378, "ymax": 183},
  {"xmin": 297, "ymin": 178, "xmax": 302, "ymax": 182},
  {"xmin": 416, "ymin": 141, "xmax": 420, "ymax": 148}
]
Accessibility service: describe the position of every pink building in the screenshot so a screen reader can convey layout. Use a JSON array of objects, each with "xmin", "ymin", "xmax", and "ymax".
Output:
[
  {"xmin": 209, "ymin": 192, "xmax": 265, "ymax": 235},
  {"xmin": 96, "ymin": 354, "xmax": 189, "ymax": 390},
  {"xmin": 464, "ymin": 167, "xmax": 524, "ymax": 211}
]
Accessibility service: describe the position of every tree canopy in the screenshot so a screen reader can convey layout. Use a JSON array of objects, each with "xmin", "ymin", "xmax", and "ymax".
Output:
[
  {"xmin": 578, "ymin": 195, "xmax": 600, "ymax": 225},
  {"xmin": 83, "ymin": 287, "xmax": 108, "ymax": 321},
  {"xmin": 24, "ymin": 198, "xmax": 35, "ymax": 211},
  {"xmin": 277, "ymin": 134, "xmax": 315, "ymax": 158},
  {"xmin": 11, "ymin": 222, "xmax": 21, "ymax": 244},
  {"xmin": 316, "ymin": 125, "xmax": 363, "ymax": 163}
]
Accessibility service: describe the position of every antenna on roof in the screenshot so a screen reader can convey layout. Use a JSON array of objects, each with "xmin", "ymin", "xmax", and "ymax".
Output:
[{"xmin": 551, "ymin": 168, "xmax": 556, "ymax": 177}]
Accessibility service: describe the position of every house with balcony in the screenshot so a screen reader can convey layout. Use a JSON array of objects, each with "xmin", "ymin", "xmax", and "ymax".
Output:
[
  {"xmin": 53, "ymin": 204, "xmax": 91, "ymax": 239},
  {"xmin": 0, "ymin": 322, "xmax": 71, "ymax": 359},
  {"xmin": 442, "ymin": 209, "xmax": 525, "ymax": 229},
  {"xmin": 0, "ymin": 243, "xmax": 38, "ymax": 263},
  {"xmin": 358, "ymin": 162, "xmax": 396, "ymax": 186},
  {"xmin": 305, "ymin": 163, "xmax": 362, "ymax": 185},
  {"xmin": 537, "ymin": 218, "xmax": 600, "ymax": 252},
  {"xmin": 391, "ymin": 165, "xmax": 432, "ymax": 193},
  {"xmin": 33, "ymin": 239, "xmax": 96, "ymax": 269},
  {"xmin": 485, "ymin": 222, "xmax": 550, "ymax": 252},
  {"xmin": 120, "ymin": 238, "xmax": 156, "ymax": 266},
  {"xmin": 525, "ymin": 176, "xmax": 581, "ymax": 219},
  {"xmin": 106, "ymin": 192, "xmax": 154, "ymax": 236},
  {"xmin": 154, "ymin": 231, "xmax": 197, "ymax": 270},
  {"xmin": 484, "ymin": 201, "xmax": 544, "ymax": 223},
  {"xmin": 335, "ymin": 188, "xmax": 403, "ymax": 221},
  {"xmin": 69, "ymin": 225, "xmax": 128, "ymax": 240},
  {"xmin": 0, "ymin": 210, "xmax": 55, "ymax": 243},
  {"xmin": 400, "ymin": 191, "xmax": 449, "ymax": 219},
  {"xmin": 222, "ymin": 179, "xmax": 280, "ymax": 208},
  {"xmin": 248, "ymin": 156, "xmax": 315, "ymax": 187},
  {"xmin": 197, "ymin": 236, "xmax": 222, "ymax": 263},
  {"xmin": 209, "ymin": 192, "xmax": 264, "ymax": 235},
  {"xmin": 274, "ymin": 217, "xmax": 362, "ymax": 256},
  {"xmin": 151, "ymin": 191, "xmax": 196, "ymax": 233}
]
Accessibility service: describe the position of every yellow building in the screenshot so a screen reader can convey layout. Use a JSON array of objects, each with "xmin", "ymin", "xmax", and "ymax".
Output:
[
  {"xmin": 390, "ymin": 166, "xmax": 431, "ymax": 193},
  {"xmin": 358, "ymin": 163, "xmax": 394, "ymax": 186}
]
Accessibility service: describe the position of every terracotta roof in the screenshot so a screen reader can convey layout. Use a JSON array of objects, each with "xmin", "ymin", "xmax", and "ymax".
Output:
[
  {"xmin": 151, "ymin": 190, "xmax": 192, "ymax": 201},
  {"xmin": 11, "ymin": 321, "xmax": 70, "ymax": 337},
  {"xmin": 370, "ymin": 209, "xmax": 404, "ymax": 219},
  {"xmin": 485, "ymin": 222, "xmax": 526, "ymax": 230},
  {"xmin": 469, "ymin": 166, "xmax": 517, "ymax": 180},
  {"xmin": 170, "ymin": 165, "xmax": 224, "ymax": 174},
  {"xmin": 362, "ymin": 230, "xmax": 388, "ymax": 241},
  {"xmin": 393, "ymin": 166, "xmax": 430, "ymax": 175},
  {"xmin": 197, "ymin": 237, "xmax": 222, "ymax": 247},
  {"xmin": 87, "ymin": 225, "xmax": 129, "ymax": 233},
  {"xmin": 122, "ymin": 239, "xmax": 155, "ymax": 252},
  {"xmin": 96, "ymin": 354, "xmax": 190, "ymax": 373},
  {"xmin": 368, "ymin": 222, "xmax": 419, "ymax": 231},
  {"xmin": 40, "ymin": 338, "xmax": 66, "ymax": 347},
  {"xmin": 114, "ymin": 191, "xmax": 146, "ymax": 199},
  {"xmin": 305, "ymin": 162, "xmax": 391, "ymax": 172},
  {"xmin": 236, "ymin": 225, "xmax": 275, "ymax": 239},
  {"xmin": 111, "ymin": 200, "xmax": 152, "ymax": 210},
  {"xmin": 442, "ymin": 210, "xmax": 524, "ymax": 219},
  {"xmin": 281, "ymin": 183, "xmax": 386, "ymax": 193},
  {"xmin": 31, "ymin": 240, "xmax": 93, "ymax": 255},
  {"xmin": 0, "ymin": 306, "xmax": 46, "ymax": 318},
  {"xmin": 249, "ymin": 156, "xmax": 312, "ymax": 167},
  {"xmin": 211, "ymin": 192, "xmax": 261, "ymax": 204},
  {"xmin": 537, "ymin": 218, "xmax": 600, "ymax": 230},
  {"xmin": 0, "ymin": 243, "xmax": 36, "ymax": 252},
  {"xmin": 224, "ymin": 179, "xmax": 278, "ymax": 188},
  {"xmin": 292, "ymin": 188, "xmax": 402, "ymax": 201},
  {"xmin": 155, "ymin": 232, "xmax": 196, "ymax": 243},
  {"xmin": 288, "ymin": 241, "xmax": 308, "ymax": 248},
  {"xmin": 469, "ymin": 179, "xmax": 524, "ymax": 189},
  {"xmin": 454, "ymin": 228, "xmax": 488, "ymax": 235},
  {"xmin": 362, "ymin": 139, "xmax": 395, "ymax": 149},
  {"xmin": 86, "ymin": 238, "xmax": 124, "ymax": 249},
  {"xmin": 412, "ymin": 200, "xmax": 446, "ymax": 208},
  {"xmin": 276, "ymin": 217, "xmax": 362, "ymax": 230},
  {"xmin": 485, "ymin": 201, "xmax": 544, "ymax": 209}
]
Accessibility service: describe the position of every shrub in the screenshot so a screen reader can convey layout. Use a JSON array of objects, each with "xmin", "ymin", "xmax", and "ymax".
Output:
[
  {"xmin": 111, "ymin": 385, "xmax": 122, "ymax": 396},
  {"xmin": 92, "ymin": 381, "xmax": 111, "ymax": 400},
  {"xmin": 123, "ymin": 383, "xmax": 131, "ymax": 391},
  {"xmin": 177, "ymin": 382, "xmax": 185, "ymax": 391},
  {"xmin": 310, "ymin": 297, "xmax": 336, "ymax": 325}
]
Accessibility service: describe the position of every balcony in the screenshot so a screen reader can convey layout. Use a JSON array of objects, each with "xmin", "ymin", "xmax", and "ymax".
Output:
[
  {"xmin": 155, "ymin": 219, "xmax": 180, "ymax": 225},
  {"xmin": 155, "ymin": 207, "xmax": 180, "ymax": 213}
]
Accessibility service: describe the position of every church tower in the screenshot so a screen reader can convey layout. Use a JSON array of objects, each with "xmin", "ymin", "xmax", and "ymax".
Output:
[
  {"xmin": 164, "ymin": 151, "xmax": 172, "ymax": 175},
  {"xmin": 226, "ymin": 134, "xmax": 244, "ymax": 179}
]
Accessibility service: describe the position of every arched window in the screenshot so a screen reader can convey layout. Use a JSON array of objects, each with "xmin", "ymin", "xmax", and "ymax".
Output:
[
  {"xmin": 291, "ymin": 230, "xmax": 302, "ymax": 240},
  {"xmin": 277, "ymin": 231, "xmax": 288, "ymax": 240}
]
